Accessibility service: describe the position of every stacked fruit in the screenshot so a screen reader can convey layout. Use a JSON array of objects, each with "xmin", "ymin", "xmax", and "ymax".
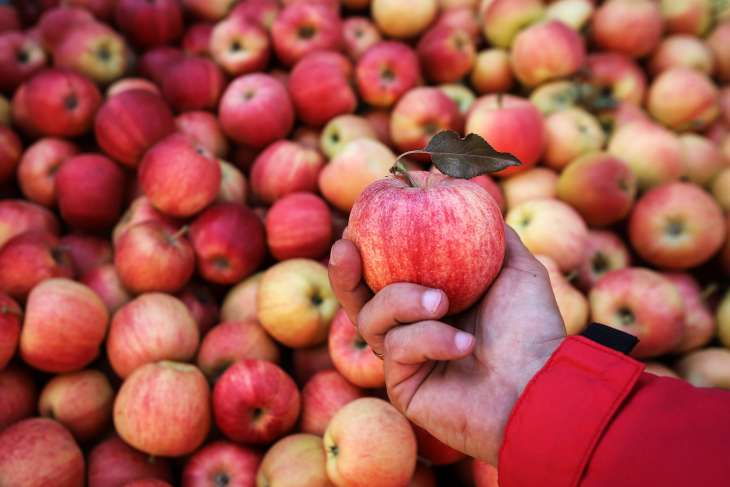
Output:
[{"xmin": 0, "ymin": 0, "xmax": 729, "ymax": 486}]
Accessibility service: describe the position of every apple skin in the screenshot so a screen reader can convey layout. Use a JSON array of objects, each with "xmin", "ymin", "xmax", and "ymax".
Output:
[
  {"xmin": 189, "ymin": 203, "xmax": 266, "ymax": 284},
  {"xmin": 114, "ymin": 361, "xmax": 211, "ymax": 457},
  {"xmin": 591, "ymin": 0, "xmax": 663, "ymax": 58},
  {"xmin": 114, "ymin": 221, "xmax": 194, "ymax": 294},
  {"xmin": 465, "ymin": 95, "xmax": 546, "ymax": 176},
  {"xmin": 250, "ymin": 140, "xmax": 324, "ymax": 204},
  {"xmin": 230, "ymin": 0, "xmax": 281, "ymax": 31},
  {"xmin": 434, "ymin": 6, "xmax": 481, "ymax": 42},
  {"xmin": 479, "ymin": 0, "xmax": 544, "ymax": 48},
  {"xmin": 346, "ymin": 171, "xmax": 504, "ymax": 313},
  {"xmin": 324, "ymin": 397, "xmax": 417, "ymax": 487},
  {"xmin": 417, "ymin": 25, "xmax": 475, "ymax": 84},
  {"xmin": 543, "ymin": 108, "xmax": 606, "ymax": 171},
  {"xmin": 12, "ymin": 68, "xmax": 102, "ymax": 138},
  {"xmin": 0, "ymin": 125, "xmax": 21, "ymax": 185},
  {"xmin": 300, "ymin": 369, "xmax": 363, "ymax": 436},
  {"xmin": 124, "ymin": 479, "xmax": 173, "ymax": 487},
  {"xmin": 607, "ymin": 121, "xmax": 683, "ymax": 191},
  {"xmin": 219, "ymin": 73, "xmax": 294, "ymax": 148},
  {"xmin": 712, "ymin": 168, "xmax": 730, "ymax": 213},
  {"xmin": 0, "ymin": 231, "xmax": 74, "ymax": 301},
  {"xmin": 182, "ymin": 22, "xmax": 213, "ymax": 56},
  {"xmin": 649, "ymin": 34, "xmax": 715, "ymax": 75},
  {"xmin": 413, "ymin": 425, "xmax": 466, "ymax": 466},
  {"xmin": 535, "ymin": 254, "xmax": 589, "ymax": 336},
  {"xmin": 717, "ymin": 292, "xmax": 730, "ymax": 348},
  {"xmin": 81, "ymin": 264, "xmax": 132, "ymax": 314},
  {"xmin": 343, "ymin": 16, "xmax": 381, "ymax": 60},
  {"xmin": 209, "ymin": 15, "xmax": 269, "ymax": 76},
  {"xmin": 356, "ymin": 41, "xmax": 421, "ymax": 108},
  {"xmin": 138, "ymin": 46, "xmax": 185, "ymax": 84},
  {"xmin": 88, "ymin": 435, "xmax": 172, "ymax": 487},
  {"xmin": 556, "ymin": 152, "xmax": 637, "ymax": 227},
  {"xmin": 38, "ymin": 369, "xmax": 114, "ymax": 442},
  {"xmin": 17, "ymin": 138, "xmax": 79, "ymax": 207},
  {"xmin": 0, "ymin": 418, "xmax": 84, "ymax": 487},
  {"xmin": 56, "ymin": 154, "xmax": 126, "ymax": 231},
  {"xmin": 628, "ymin": 182, "xmax": 726, "ymax": 270},
  {"xmin": 0, "ymin": 199, "xmax": 59, "ymax": 249},
  {"xmin": 176, "ymin": 283, "xmax": 219, "ymax": 336},
  {"xmin": 371, "ymin": 0, "xmax": 437, "ymax": 39},
  {"xmin": 215, "ymin": 160, "xmax": 247, "ymax": 204},
  {"xmin": 0, "ymin": 32, "xmax": 47, "ymax": 93},
  {"xmin": 197, "ymin": 320, "xmax": 281, "ymax": 380},
  {"xmin": 293, "ymin": 343, "xmax": 335, "ymax": 385},
  {"xmin": 328, "ymin": 309, "xmax": 385, "ymax": 388},
  {"xmin": 266, "ymin": 192, "xmax": 333, "ymax": 261},
  {"xmin": 112, "ymin": 196, "xmax": 179, "ymax": 245},
  {"xmin": 589, "ymin": 268, "xmax": 684, "ymax": 358},
  {"xmin": 679, "ymin": 134, "xmax": 727, "ymax": 187},
  {"xmin": 663, "ymin": 273, "xmax": 715, "ymax": 354},
  {"xmin": 661, "ymin": 0, "xmax": 713, "ymax": 36},
  {"xmin": 0, "ymin": 292, "xmax": 21, "ymax": 369},
  {"xmin": 182, "ymin": 441, "xmax": 261, "ymax": 487},
  {"xmin": 114, "ymin": 0, "xmax": 183, "ymax": 48},
  {"xmin": 320, "ymin": 114, "xmax": 377, "ymax": 158},
  {"xmin": 258, "ymin": 259, "xmax": 338, "ymax": 348},
  {"xmin": 647, "ymin": 68, "xmax": 719, "ymax": 132},
  {"xmin": 162, "ymin": 56, "xmax": 225, "ymax": 112},
  {"xmin": 182, "ymin": 0, "xmax": 236, "ymax": 21},
  {"xmin": 213, "ymin": 359, "xmax": 301, "ymax": 444},
  {"xmin": 708, "ymin": 22, "xmax": 730, "ymax": 82},
  {"xmin": 221, "ymin": 272, "xmax": 263, "ymax": 323},
  {"xmin": 643, "ymin": 362, "xmax": 679, "ymax": 378},
  {"xmin": 139, "ymin": 133, "xmax": 221, "ymax": 218},
  {"xmin": 94, "ymin": 90, "xmax": 176, "ymax": 168},
  {"xmin": 390, "ymin": 87, "xmax": 462, "ymax": 153},
  {"xmin": 575, "ymin": 230, "xmax": 631, "ymax": 292},
  {"xmin": 675, "ymin": 348, "xmax": 730, "ymax": 389},
  {"xmin": 59, "ymin": 231, "xmax": 113, "ymax": 278},
  {"xmin": 53, "ymin": 21, "xmax": 129, "ymax": 85},
  {"xmin": 529, "ymin": 80, "xmax": 580, "ymax": 115},
  {"xmin": 500, "ymin": 167, "xmax": 558, "ymax": 211},
  {"xmin": 271, "ymin": 3, "xmax": 343, "ymax": 66},
  {"xmin": 471, "ymin": 48, "xmax": 513, "ymax": 95},
  {"xmin": 510, "ymin": 20, "xmax": 586, "ymax": 88},
  {"xmin": 473, "ymin": 460, "xmax": 499, "ymax": 487},
  {"xmin": 585, "ymin": 52, "xmax": 647, "ymax": 106},
  {"xmin": 506, "ymin": 198, "xmax": 589, "ymax": 272},
  {"xmin": 256, "ymin": 433, "xmax": 331, "ymax": 487},
  {"xmin": 176, "ymin": 111, "xmax": 229, "ymax": 159},
  {"xmin": 0, "ymin": 365, "xmax": 37, "ymax": 430},
  {"xmin": 0, "ymin": 5, "xmax": 19, "ymax": 33},
  {"xmin": 37, "ymin": 6, "xmax": 96, "ymax": 49}
]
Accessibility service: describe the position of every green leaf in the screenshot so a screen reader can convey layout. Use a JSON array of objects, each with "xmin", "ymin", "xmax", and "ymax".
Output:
[{"xmin": 393, "ymin": 131, "xmax": 521, "ymax": 179}]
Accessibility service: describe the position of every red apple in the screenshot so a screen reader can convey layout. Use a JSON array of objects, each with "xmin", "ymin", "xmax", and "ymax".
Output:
[
  {"xmin": 112, "ymin": 196, "xmax": 178, "ymax": 244},
  {"xmin": 0, "ymin": 365, "xmax": 37, "ymax": 430},
  {"xmin": 292, "ymin": 343, "xmax": 335, "ymax": 385},
  {"xmin": 542, "ymin": 107, "xmax": 605, "ymax": 171},
  {"xmin": 591, "ymin": 0, "xmax": 663, "ymax": 58},
  {"xmin": 417, "ymin": 25, "xmax": 475, "ymax": 84},
  {"xmin": 0, "ymin": 418, "xmax": 84, "ymax": 487},
  {"xmin": 81, "ymin": 264, "xmax": 132, "ymax": 314},
  {"xmin": 708, "ymin": 22, "xmax": 730, "ymax": 82},
  {"xmin": 88, "ymin": 434, "xmax": 172, "ymax": 487},
  {"xmin": 664, "ymin": 272, "xmax": 715, "ymax": 353},
  {"xmin": 114, "ymin": 361, "xmax": 210, "ymax": 456},
  {"xmin": 219, "ymin": 73, "xmax": 294, "ymax": 148},
  {"xmin": 343, "ymin": 16, "xmax": 381, "ymax": 60},
  {"xmin": 266, "ymin": 192, "xmax": 332, "ymax": 261},
  {"xmin": 0, "ymin": 199, "xmax": 59, "ymax": 248},
  {"xmin": 60, "ymin": 233, "xmax": 112, "ymax": 276},
  {"xmin": 365, "ymin": 109, "xmax": 394, "ymax": 147},
  {"xmin": 124, "ymin": 479, "xmax": 173, "ymax": 487},
  {"xmin": 649, "ymin": 34, "xmax": 715, "ymax": 75},
  {"xmin": 320, "ymin": 114, "xmax": 376, "ymax": 157},
  {"xmin": 356, "ymin": 41, "xmax": 420, "ymax": 108},
  {"xmin": 250, "ymin": 140, "xmax": 324, "ymax": 204},
  {"xmin": 390, "ymin": 87, "xmax": 462, "ymax": 153},
  {"xmin": 182, "ymin": 22, "xmax": 213, "ymax": 56},
  {"xmin": 500, "ymin": 167, "xmax": 558, "ymax": 211},
  {"xmin": 182, "ymin": 441, "xmax": 261, "ymax": 487},
  {"xmin": 161, "ymin": 56, "xmax": 225, "ymax": 112},
  {"xmin": 0, "ymin": 5, "xmax": 19, "ymax": 33},
  {"xmin": 182, "ymin": 0, "xmax": 236, "ymax": 21},
  {"xmin": 575, "ymin": 230, "xmax": 631, "ymax": 292},
  {"xmin": 209, "ymin": 15, "xmax": 269, "ymax": 76},
  {"xmin": 220, "ymin": 272, "xmax": 262, "ymax": 323},
  {"xmin": 271, "ymin": 3, "xmax": 343, "ymax": 66},
  {"xmin": 328, "ymin": 309, "xmax": 385, "ymax": 388},
  {"xmin": 213, "ymin": 359, "xmax": 300, "ymax": 444},
  {"xmin": 471, "ymin": 48, "xmax": 513, "ymax": 94},
  {"xmin": 175, "ymin": 111, "xmax": 229, "ymax": 159},
  {"xmin": 17, "ymin": 138, "xmax": 79, "ymax": 207},
  {"xmin": 300, "ymin": 369, "xmax": 363, "ymax": 436},
  {"xmin": 230, "ymin": 0, "xmax": 280, "ymax": 31},
  {"xmin": 53, "ymin": 21, "xmax": 129, "ymax": 85},
  {"xmin": 114, "ymin": 0, "xmax": 183, "ymax": 48},
  {"xmin": 0, "ymin": 31, "xmax": 46, "ymax": 93},
  {"xmin": 372, "ymin": 0, "xmax": 438, "ymax": 39},
  {"xmin": 661, "ymin": 0, "xmax": 713, "ymax": 36},
  {"xmin": 0, "ymin": 126, "xmax": 21, "ymax": 186},
  {"xmin": 479, "ymin": 0, "xmax": 544, "ymax": 48},
  {"xmin": 94, "ymin": 90, "xmax": 176, "ymax": 168},
  {"xmin": 37, "ymin": 6, "xmax": 95, "ymax": 49},
  {"xmin": 584, "ymin": 52, "xmax": 647, "ymax": 106},
  {"xmin": 257, "ymin": 434, "xmax": 330, "ymax": 487},
  {"xmin": 0, "ymin": 292, "xmax": 21, "ymax": 369},
  {"xmin": 138, "ymin": 46, "xmax": 184, "ymax": 84},
  {"xmin": 177, "ymin": 282, "xmax": 220, "ymax": 336},
  {"xmin": 413, "ymin": 424, "xmax": 466, "ymax": 465},
  {"xmin": 647, "ymin": 67, "xmax": 719, "ymax": 132},
  {"xmin": 434, "ymin": 6, "xmax": 481, "ymax": 42}
]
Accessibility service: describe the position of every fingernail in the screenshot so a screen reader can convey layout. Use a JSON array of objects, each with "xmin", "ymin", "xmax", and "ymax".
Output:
[
  {"xmin": 454, "ymin": 332, "xmax": 474, "ymax": 352},
  {"xmin": 421, "ymin": 289, "xmax": 442, "ymax": 314},
  {"xmin": 329, "ymin": 241, "xmax": 343, "ymax": 266}
]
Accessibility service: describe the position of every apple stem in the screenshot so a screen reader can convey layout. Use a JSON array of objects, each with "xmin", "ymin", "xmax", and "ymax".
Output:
[
  {"xmin": 170, "ymin": 225, "xmax": 189, "ymax": 241},
  {"xmin": 389, "ymin": 156, "xmax": 418, "ymax": 187}
]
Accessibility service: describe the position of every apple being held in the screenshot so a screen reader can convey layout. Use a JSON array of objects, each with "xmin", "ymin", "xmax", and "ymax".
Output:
[
  {"xmin": 390, "ymin": 87, "xmax": 462, "ymax": 153},
  {"xmin": 87, "ymin": 434, "xmax": 173, "ymax": 487},
  {"xmin": 0, "ymin": 292, "xmax": 21, "ymax": 369},
  {"xmin": 575, "ymin": 230, "xmax": 631, "ymax": 292},
  {"xmin": 300, "ymin": 369, "xmax": 363, "ymax": 436},
  {"xmin": 266, "ymin": 192, "xmax": 333, "ymax": 261},
  {"xmin": 271, "ymin": 2, "xmax": 343, "ymax": 66},
  {"xmin": 17, "ymin": 138, "xmax": 79, "ymax": 208},
  {"xmin": 664, "ymin": 273, "xmax": 715, "ymax": 354},
  {"xmin": 0, "ymin": 365, "xmax": 38, "ymax": 431},
  {"xmin": 328, "ymin": 309, "xmax": 385, "ymax": 388},
  {"xmin": 256, "ymin": 433, "xmax": 330, "ymax": 487},
  {"xmin": 181, "ymin": 441, "xmax": 261, "ymax": 487},
  {"xmin": 355, "ymin": 41, "xmax": 421, "ymax": 108}
]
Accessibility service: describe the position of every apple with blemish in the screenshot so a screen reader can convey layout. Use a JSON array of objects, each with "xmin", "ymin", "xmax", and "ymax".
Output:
[
  {"xmin": 356, "ymin": 41, "xmax": 421, "ymax": 108},
  {"xmin": 576, "ymin": 230, "xmax": 631, "ymax": 292}
]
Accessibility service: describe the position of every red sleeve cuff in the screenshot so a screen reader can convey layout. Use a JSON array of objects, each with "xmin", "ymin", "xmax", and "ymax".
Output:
[{"xmin": 498, "ymin": 336, "xmax": 645, "ymax": 487}]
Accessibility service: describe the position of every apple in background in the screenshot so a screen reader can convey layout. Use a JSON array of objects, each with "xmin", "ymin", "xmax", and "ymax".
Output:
[
  {"xmin": 95, "ymin": 90, "xmax": 176, "ymax": 168},
  {"xmin": 576, "ymin": 230, "xmax": 631, "ymax": 292},
  {"xmin": 213, "ymin": 359, "xmax": 300, "ymax": 444},
  {"xmin": 328, "ymin": 309, "xmax": 385, "ymax": 388},
  {"xmin": 38, "ymin": 369, "xmax": 114, "ymax": 442},
  {"xmin": 216, "ymin": 160, "xmax": 247, "ymax": 205},
  {"xmin": 529, "ymin": 80, "xmax": 580, "ymax": 115},
  {"xmin": 661, "ymin": 0, "xmax": 713, "ymax": 37},
  {"xmin": 0, "ymin": 32, "xmax": 47, "ymax": 93},
  {"xmin": 543, "ymin": 108, "xmax": 605, "ymax": 171},
  {"xmin": 289, "ymin": 51, "xmax": 357, "ymax": 127},
  {"xmin": 182, "ymin": 0, "xmax": 235, "ymax": 21},
  {"xmin": 221, "ymin": 272, "xmax": 263, "ymax": 323},
  {"xmin": 36, "ymin": 6, "xmax": 95, "ymax": 49},
  {"xmin": 434, "ymin": 7, "xmax": 481, "ymax": 43},
  {"xmin": 556, "ymin": 152, "xmax": 637, "ymax": 227},
  {"xmin": 0, "ymin": 232, "xmax": 74, "ymax": 301},
  {"xmin": 364, "ymin": 109, "xmax": 392, "ymax": 147},
  {"xmin": 438, "ymin": 83, "xmax": 475, "ymax": 118},
  {"xmin": 162, "ymin": 56, "xmax": 225, "ymax": 112},
  {"xmin": 473, "ymin": 460, "xmax": 499, "ymax": 487},
  {"xmin": 17, "ymin": 138, "xmax": 79, "ymax": 207},
  {"xmin": 506, "ymin": 198, "xmax": 588, "ymax": 272},
  {"xmin": 479, "ymin": 0, "xmax": 544, "ymax": 48},
  {"xmin": 629, "ymin": 182, "xmax": 725, "ymax": 270},
  {"xmin": 0, "ymin": 200, "xmax": 59, "ymax": 248},
  {"xmin": 466, "ymin": 95, "xmax": 546, "ymax": 176},
  {"xmin": 679, "ymin": 134, "xmax": 727, "ymax": 187},
  {"xmin": 115, "ymin": 0, "xmax": 183, "ymax": 48},
  {"xmin": 230, "ymin": 0, "xmax": 281, "ymax": 31},
  {"xmin": 293, "ymin": 126, "xmax": 321, "ymax": 150},
  {"xmin": 138, "ymin": 47, "xmax": 185, "ymax": 84},
  {"xmin": 81, "ymin": 264, "xmax": 132, "ymax": 313},
  {"xmin": 293, "ymin": 343, "xmax": 334, "ymax": 385},
  {"xmin": 649, "ymin": 35, "xmax": 714, "ymax": 76},
  {"xmin": 258, "ymin": 259, "xmax": 337, "ymax": 348},
  {"xmin": 589, "ymin": 268, "xmax": 684, "ymax": 358},
  {"xmin": 182, "ymin": 22, "xmax": 213, "ymax": 56},
  {"xmin": 219, "ymin": 73, "xmax": 294, "ymax": 148},
  {"xmin": 417, "ymin": 26, "xmax": 475, "ymax": 84},
  {"xmin": 675, "ymin": 348, "xmax": 730, "ymax": 389},
  {"xmin": 535, "ymin": 255, "xmax": 589, "ymax": 335},
  {"xmin": 0, "ymin": 95, "xmax": 9, "ymax": 125},
  {"xmin": 175, "ymin": 283, "xmax": 219, "ymax": 336},
  {"xmin": 271, "ymin": 3, "xmax": 343, "ymax": 66},
  {"xmin": 413, "ymin": 425, "xmax": 465, "ymax": 466},
  {"xmin": 0, "ymin": 4, "xmax": 20, "ymax": 33},
  {"xmin": 209, "ymin": 15, "xmax": 269, "ymax": 76},
  {"xmin": 708, "ymin": 22, "xmax": 730, "ymax": 82},
  {"xmin": 390, "ymin": 87, "xmax": 461, "ymax": 153},
  {"xmin": 372, "ymin": 0, "xmax": 437, "ymax": 39},
  {"xmin": 343, "ymin": 16, "xmax": 381, "ymax": 60},
  {"xmin": 300, "ymin": 369, "xmax": 363, "ymax": 436},
  {"xmin": 319, "ymin": 138, "xmax": 395, "ymax": 212},
  {"xmin": 712, "ymin": 168, "xmax": 730, "ymax": 212},
  {"xmin": 545, "ymin": 0, "xmax": 594, "ymax": 31},
  {"xmin": 189, "ymin": 203, "xmax": 265, "ymax": 284},
  {"xmin": 112, "ymin": 196, "xmax": 178, "ymax": 245},
  {"xmin": 182, "ymin": 441, "xmax": 261, "ymax": 487},
  {"xmin": 718, "ymin": 292, "xmax": 730, "ymax": 347},
  {"xmin": 12, "ymin": 68, "xmax": 102, "ymax": 138},
  {"xmin": 107, "ymin": 293, "xmax": 199, "ymax": 378},
  {"xmin": 500, "ymin": 167, "xmax": 558, "ymax": 211},
  {"xmin": 599, "ymin": 102, "xmax": 651, "ymax": 131},
  {"xmin": 585, "ymin": 52, "xmax": 647, "ymax": 106},
  {"xmin": 591, "ymin": 0, "xmax": 662, "ymax": 59},
  {"xmin": 608, "ymin": 121, "xmax": 683, "ymax": 191},
  {"xmin": 114, "ymin": 361, "xmax": 210, "ymax": 457},
  {"xmin": 53, "ymin": 21, "xmax": 128, "ymax": 85},
  {"xmin": 0, "ymin": 126, "xmax": 21, "ymax": 185},
  {"xmin": 320, "ymin": 114, "xmax": 376, "ymax": 158},
  {"xmin": 324, "ymin": 398, "xmax": 417, "ymax": 487},
  {"xmin": 114, "ymin": 221, "xmax": 194, "ymax": 294},
  {"xmin": 60, "ymin": 233, "xmax": 112, "ymax": 276},
  {"xmin": 356, "ymin": 41, "xmax": 421, "ymax": 108},
  {"xmin": 257, "ymin": 434, "xmax": 330, "ymax": 487},
  {"xmin": 124, "ymin": 479, "xmax": 173, "ymax": 487},
  {"xmin": 0, "ymin": 418, "xmax": 84, "ymax": 487},
  {"xmin": 176, "ymin": 111, "xmax": 229, "ymax": 159},
  {"xmin": 643, "ymin": 362, "xmax": 679, "ymax": 378},
  {"xmin": 0, "ymin": 365, "xmax": 37, "ymax": 430},
  {"xmin": 664, "ymin": 273, "xmax": 715, "ymax": 353},
  {"xmin": 647, "ymin": 68, "xmax": 718, "ymax": 132},
  {"xmin": 266, "ymin": 193, "xmax": 332, "ymax": 261},
  {"xmin": 471, "ymin": 48, "xmax": 513, "ymax": 95},
  {"xmin": 88, "ymin": 435, "xmax": 173, "ymax": 487},
  {"xmin": 0, "ymin": 292, "xmax": 21, "ymax": 368}
]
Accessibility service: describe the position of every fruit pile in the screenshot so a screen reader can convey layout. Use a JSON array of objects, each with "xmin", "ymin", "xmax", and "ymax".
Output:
[{"xmin": 1, "ymin": 0, "xmax": 730, "ymax": 485}]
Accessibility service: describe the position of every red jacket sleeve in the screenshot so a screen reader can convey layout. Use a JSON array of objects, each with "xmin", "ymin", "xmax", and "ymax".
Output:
[{"xmin": 498, "ymin": 336, "xmax": 730, "ymax": 487}]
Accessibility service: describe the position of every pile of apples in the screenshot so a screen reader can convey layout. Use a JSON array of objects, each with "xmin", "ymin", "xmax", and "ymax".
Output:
[{"xmin": 1, "ymin": 0, "xmax": 730, "ymax": 485}]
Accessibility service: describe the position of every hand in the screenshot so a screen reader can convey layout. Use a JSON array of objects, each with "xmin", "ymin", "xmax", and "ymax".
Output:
[{"xmin": 328, "ymin": 224, "xmax": 566, "ymax": 465}]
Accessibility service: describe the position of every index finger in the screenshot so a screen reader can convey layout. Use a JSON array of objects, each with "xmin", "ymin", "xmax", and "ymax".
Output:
[{"xmin": 328, "ymin": 239, "xmax": 373, "ymax": 324}]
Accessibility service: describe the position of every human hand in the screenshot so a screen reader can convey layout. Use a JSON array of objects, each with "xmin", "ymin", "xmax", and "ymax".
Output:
[{"xmin": 328, "ymin": 224, "xmax": 566, "ymax": 465}]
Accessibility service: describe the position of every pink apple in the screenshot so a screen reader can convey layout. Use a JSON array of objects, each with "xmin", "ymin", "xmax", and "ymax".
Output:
[
  {"xmin": 53, "ymin": 21, "xmax": 129, "ymax": 85},
  {"xmin": 576, "ymin": 230, "xmax": 631, "ymax": 292},
  {"xmin": 649, "ymin": 34, "xmax": 714, "ymax": 75},
  {"xmin": 708, "ymin": 22, "xmax": 730, "ymax": 82},
  {"xmin": 417, "ymin": 25, "xmax": 475, "ymax": 84},
  {"xmin": 343, "ymin": 16, "xmax": 381, "ymax": 60},
  {"xmin": 479, "ymin": 0, "xmax": 544, "ymax": 48},
  {"xmin": 112, "ymin": 196, "xmax": 178, "ymax": 245},
  {"xmin": 647, "ymin": 67, "xmax": 719, "ymax": 132},
  {"xmin": 37, "ymin": 6, "xmax": 96, "ymax": 49},
  {"xmin": 471, "ymin": 48, "xmax": 513, "ymax": 94},
  {"xmin": 328, "ymin": 309, "xmax": 385, "ymax": 388},
  {"xmin": 220, "ymin": 272, "xmax": 262, "ymax": 324},
  {"xmin": 266, "ymin": 192, "xmax": 333, "ymax": 261},
  {"xmin": 390, "ymin": 87, "xmax": 462, "ymax": 153},
  {"xmin": 138, "ymin": 46, "xmax": 185, "ymax": 84},
  {"xmin": 0, "ymin": 365, "xmax": 37, "ymax": 430},
  {"xmin": 543, "ymin": 107, "xmax": 605, "ymax": 170},
  {"xmin": 0, "ymin": 125, "xmax": 21, "ymax": 185},
  {"xmin": 182, "ymin": 22, "xmax": 213, "ymax": 56},
  {"xmin": 585, "ymin": 52, "xmax": 647, "ymax": 106},
  {"xmin": 271, "ymin": 3, "xmax": 343, "ymax": 66},
  {"xmin": 0, "ymin": 31, "xmax": 46, "ymax": 93},
  {"xmin": 434, "ymin": 6, "xmax": 481, "ymax": 42},
  {"xmin": 257, "ymin": 434, "xmax": 330, "ymax": 487},
  {"xmin": 292, "ymin": 343, "xmax": 335, "ymax": 385},
  {"xmin": 60, "ymin": 233, "xmax": 112, "ymax": 276},
  {"xmin": 88, "ymin": 434, "xmax": 172, "ymax": 487},
  {"xmin": 0, "ymin": 199, "xmax": 59, "ymax": 248},
  {"xmin": 81, "ymin": 264, "xmax": 132, "ymax": 314},
  {"xmin": 356, "ymin": 41, "xmax": 420, "ymax": 108},
  {"xmin": 209, "ymin": 15, "xmax": 269, "ymax": 76},
  {"xmin": 161, "ymin": 56, "xmax": 225, "ymax": 112},
  {"xmin": 114, "ymin": 0, "xmax": 183, "ymax": 48},
  {"xmin": 176, "ymin": 282, "xmax": 219, "ymax": 335},
  {"xmin": 300, "ymin": 369, "xmax": 363, "ymax": 435},
  {"xmin": 675, "ymin": 348, "xmax": 730, "ymax": 389},
  {"xmin": 661, "ymin": 0, "xmax": 713, "ymax": 36},
  {"xmin": 17, "ymin": 138, "xmax": 79, "ymax": 207},
  {"xmin": 114, "ymin": 361, "xmax": 210, "ymax": 456},
  {"xmin": 591, "ymin": 0, "xmax": 663, "ymax": 58},
  {"xmin": 250, "ymin": 140, "xmax": 324, "ymax": 204},
  {"xmin": 500, "ymin": 167, "xmax": 558, "ymax": 211},
  {"xmin": 182, "ymin": 441, "xmax": 260, "ymax": 487},
  {"xmin": 175, "ymin": 111, "xmax": 229, "ymax": 159},
  {"xmin": 230, "ymin": 0, "xmax": 281, "ymax": 31},
  {"xmin": 664, "ymin": 272, "xmax": 715, "ymax": 353},
  {"xmin": 679, "ymin": 134, "xmax": 726, "ymax": 187}
]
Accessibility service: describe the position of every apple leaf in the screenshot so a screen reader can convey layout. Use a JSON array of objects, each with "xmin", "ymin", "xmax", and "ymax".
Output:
[{"xmin": 393, "ymin": 131, "xmax": 521, "ymax": 179}]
